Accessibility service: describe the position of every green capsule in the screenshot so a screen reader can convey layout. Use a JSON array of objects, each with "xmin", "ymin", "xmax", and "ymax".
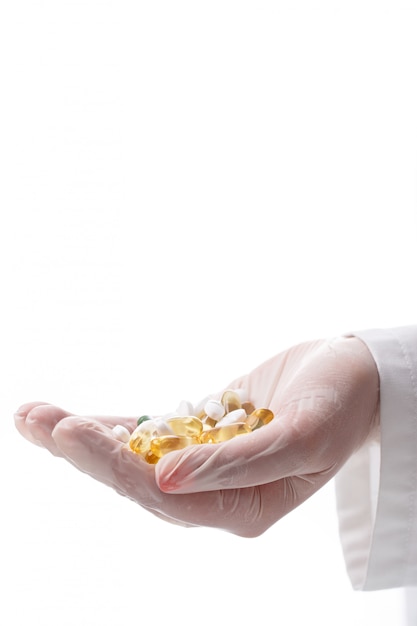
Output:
[{"xmin": 137, "ymin": 415, "xmax": 152, "ymax": 427}]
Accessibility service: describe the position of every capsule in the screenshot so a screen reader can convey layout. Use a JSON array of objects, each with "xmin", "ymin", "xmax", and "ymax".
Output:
[
  {"xmin": 112, "ymin": 424, "xmax": 131, "ymax": 443},
  {"xmin": 204, "ymin": 399, "xmax": 225, "ymax": 421},
  {"xmin": 245, "ymin": 412, "xmax": 260, "ymax": 429},
  {"xmin": 129, "ymin": 419, "xmax": 172, "ymax": 455},
  {"xmin": 193, "ymin": 395, "xmax": 212, "ymax": 419},
  {"xmin": 129, "ymin": 426, "xmax": 154, "ymax": 455},
  {"xmin": 166, "ymin": 416, "xmax": 203, "ymax": 437},
  {"xmin": 203, "ymin": 415, "xmax": 217, "ymax": 429},
  {"xmin": 221, "ymin": 390, "xmax": 242, "ymax": 413},
  {"xmin": 242, "ymin": 401, "xmax": 256, "ymax": 415},
  {"xmin": 175, "ymin": 399, "xmax": 195, "ymax": 416},
  {"xmin": 150, "ymin": 435, "xmax": 199, "ymax": 458},
  {"xmin": 199, "ymin": 422, "xmax": 252, "ymax": 444},
  {"xmin": 144, "ymin": 450, "xmax": 160, "ymax": 464},
  {"xmin": 250, "ymin": 408, "xmax": 274, "ymax": 429},
  {"xmin": 137, "ymin": 415, "xmax": 152, "ymax": 427},
  {"xmin": 217, "ymin": 408, "xmax": 247, "ymax": 425}
]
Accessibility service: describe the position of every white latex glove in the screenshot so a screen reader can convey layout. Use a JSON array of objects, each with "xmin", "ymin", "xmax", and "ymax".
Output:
[{"xmin": 14, "ymin": 336, "xmax": 379, "ymax": 537}]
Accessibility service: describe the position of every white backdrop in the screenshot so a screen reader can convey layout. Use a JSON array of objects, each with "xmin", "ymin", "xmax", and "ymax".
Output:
[{"xmin": 1, "ymin": 1, "xmax": 416, "ymax": 624}]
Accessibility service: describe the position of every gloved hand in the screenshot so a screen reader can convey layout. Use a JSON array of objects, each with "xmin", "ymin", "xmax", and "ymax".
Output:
[{"xmin": 14, "ymin": 336, "xmax": 379, "ymax": 537}]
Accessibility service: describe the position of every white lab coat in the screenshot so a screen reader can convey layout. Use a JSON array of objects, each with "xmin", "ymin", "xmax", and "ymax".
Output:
[{"xmin": 335, "ymin": 326, "xmax": 417, "ymax": 621}]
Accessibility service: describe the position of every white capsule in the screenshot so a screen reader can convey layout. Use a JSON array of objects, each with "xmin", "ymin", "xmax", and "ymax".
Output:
[
  {"xmin": 112, "ymin": 425, "xmax": 131, "ymax": 443},
  {"xmin": 217, "ymin": 408, "xmax": 247, "ymax": 425},
  {"xmin": 193, "ymin": 395, "xmax": 213, "ymax": 417},
  {"xmin": 175, "ymin": 399, "xmax": 195, "ymax": 416},
  {"xmin": 204, "ymin": 399, "xmax": 225, "ymax": 421},
  {"xmin": 135, "ymin": 417, "xmax": 173, "ymax": 437},
  {"xmin": 153, "ymin": 418, "xmax": 174, "ymax": 435}
]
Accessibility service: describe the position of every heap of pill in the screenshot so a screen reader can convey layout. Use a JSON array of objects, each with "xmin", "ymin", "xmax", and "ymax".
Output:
[{"xmin": 112, "ymin": 389, "xmax": 274, "ymax": 464}]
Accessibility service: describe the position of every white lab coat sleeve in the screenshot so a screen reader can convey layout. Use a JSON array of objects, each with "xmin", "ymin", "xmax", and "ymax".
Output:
[{"xmin": 335, "ymin": 326, "xmax": 417, "ymax": 591}]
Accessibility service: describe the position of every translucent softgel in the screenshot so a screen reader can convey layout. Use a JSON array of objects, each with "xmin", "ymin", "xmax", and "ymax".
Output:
[{"xmin": 127, "ymin": 390, "xmax": 275, "ymax": 464}]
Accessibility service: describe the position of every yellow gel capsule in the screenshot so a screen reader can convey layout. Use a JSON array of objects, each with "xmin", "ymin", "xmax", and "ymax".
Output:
[
  {"xmin": 221, "ymin": 390, "xmax": 242, "ymax": 413},
  {"xmin": 129, "ymin": 417, "xmax": 174, "ymax": 455},
  {"xmin": 242, "ymin": 401, "xmax": 256, "ymax": 415},
  {"xmin": 199, "ymin": 422, "xmax": 252, "ymax": 444},
  {"xmin": 203, "ymin": 415, "xmax": 217, "ymax": 429},
  {"xmin": 129, "ymin": 427, "xmax": 154, "ymax": 455},
  {"xmin": 144, "ymin": 450, "xmax": 160, "ymax": 464},
  {"xmin": 250, "ymin": 408, "xmax": 274, "ymax": 429},
  {"xmin": 166, "ymin": 416, "xmax": 203, "ymax": 437},
  {"xmin": 150, "ymin": 435, "xmax": 199, "ymax": 458},
  {"xmin": 245, "ymin": 412, "xmax": 260, "ymax": 429}
]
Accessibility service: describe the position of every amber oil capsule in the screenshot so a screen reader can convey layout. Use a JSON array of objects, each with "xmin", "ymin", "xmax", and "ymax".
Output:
[
  {"xmin": 199, "ymin": 422, "xmax": 252, "ymax": 444},
  {"xmin": 203, "ymin": 415, "xmax": 217, "ymax": 429},
  {"xmin": 129, "ymin": 419, "xmax": 166, "ymax": 455},
  {"xmin": 242, "ymin": 401, "xmax": 256, "ymax": 415},
  {"xmin": 150, "ymin": 435, "xmax": 199, "ymax": 458},
  {"xmin": 245, "ymin": 412, "xmax": 260, "ymax": 429},
  {"xmin": 166, "ymin": 416, "xmax": 203, "ymax": 437},
  {"xmin": 221, "ymin": 390, "xmax": 242, "ymax": 413},
  {"xmin": 250, "ymin": 408, "xmax": 274, "ymax": 429},
  {"xmin": 129, "ymin": 429, "xmax": 153, "ymax": 455},
  {"xmin": 144, "ymin": 450, "xmax": 160, "ymax": 464}
]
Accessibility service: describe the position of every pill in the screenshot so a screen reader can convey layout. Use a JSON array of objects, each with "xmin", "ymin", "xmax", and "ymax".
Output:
[
  {"xmin": 217, "ymin": 408, "xmax": 247, "ymax": 425},
  {"xmin": 144, "ymin": 450, "xmax": 160, "ymax": 464},
  {"xmin": 112, "ymin": 425, "xmax": 131, "ymax": 443},
  {"xmin": 204, "ymin": 399, "xmax": 225, "ymax": 421},
  {"xmin": 221, "ymin": 390, "xmax": 242, "ymax": 413},
  {"xmin": 150, "ymin": 435, "xmax": 199, "ymax": 458},
  {"xmin": 153, "ymin": 418, "xmax": 175, "ymax": 435},
  {"xmin": 245, "ymin": 412, "xmax": 260, "ymax": 429},
  {"xmin": 128, "ymin": 391, "xmax": 275, "ymax": 463},
  {"xmin": 199, "ymin": 422, "xmax": 252, "ymax": 444},
  {"xmin": 203, "ymin": 415, "xmax": 217, "ymax": 429},
  {"xmin": 166, "ymin": 416, "xmax": 203, "ymax": 437},
  {"xmin": 129, "ymin": 419, "xmax": 171, "ymax": 455},
  {"xmin": 250, "ymin": 408, "xmax": 274, "ymax": 427},
  {"xmin": 242, "ymin": 401, "xmax": 256, "ymax": 415},
  {"xmin": 137, "ymin": 415, "xmax": 152, "ymax": 427},
  {"xmin": 129, "ymin": 428, "xmax": 154, "ymax": 455},
  {"xmin": 193, "ymin": 395, "xmax": 212, "ymax": 419},
  {"xmin": 176, "ymin": 399, "xmax": 195, "ymax": 415}
]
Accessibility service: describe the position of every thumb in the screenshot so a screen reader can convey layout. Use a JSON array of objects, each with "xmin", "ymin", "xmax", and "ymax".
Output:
[
  {"xmin": 155, "ymin": 411, "xmax": 298, "ymax": 493},
  {"xmin": 155, "ymin": 385, "xmax": 346, "ymax": 494}
]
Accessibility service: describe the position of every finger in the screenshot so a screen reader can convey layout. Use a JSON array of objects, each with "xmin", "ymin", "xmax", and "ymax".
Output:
[
  {"xmin": 15, "ymin": 402, "xmax": 138, "ymax": 457},
  {"xmin": 14, "ymin": 403, "xmax": 70, "ymax": 454},
  {"xmin": 51, "ymin": 416, "xmax": 293, "ymax": 536}
]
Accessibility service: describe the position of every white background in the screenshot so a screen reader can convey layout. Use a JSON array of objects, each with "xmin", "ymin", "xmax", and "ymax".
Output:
[{"xmin": 1, "ymin": 1, "xmax": 417, "ymax": 624}]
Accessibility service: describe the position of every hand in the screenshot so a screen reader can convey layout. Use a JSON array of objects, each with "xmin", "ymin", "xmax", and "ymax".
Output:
[{"xmin": 14, "ymin": 336, "xmax": 379, "ymax": 537}]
